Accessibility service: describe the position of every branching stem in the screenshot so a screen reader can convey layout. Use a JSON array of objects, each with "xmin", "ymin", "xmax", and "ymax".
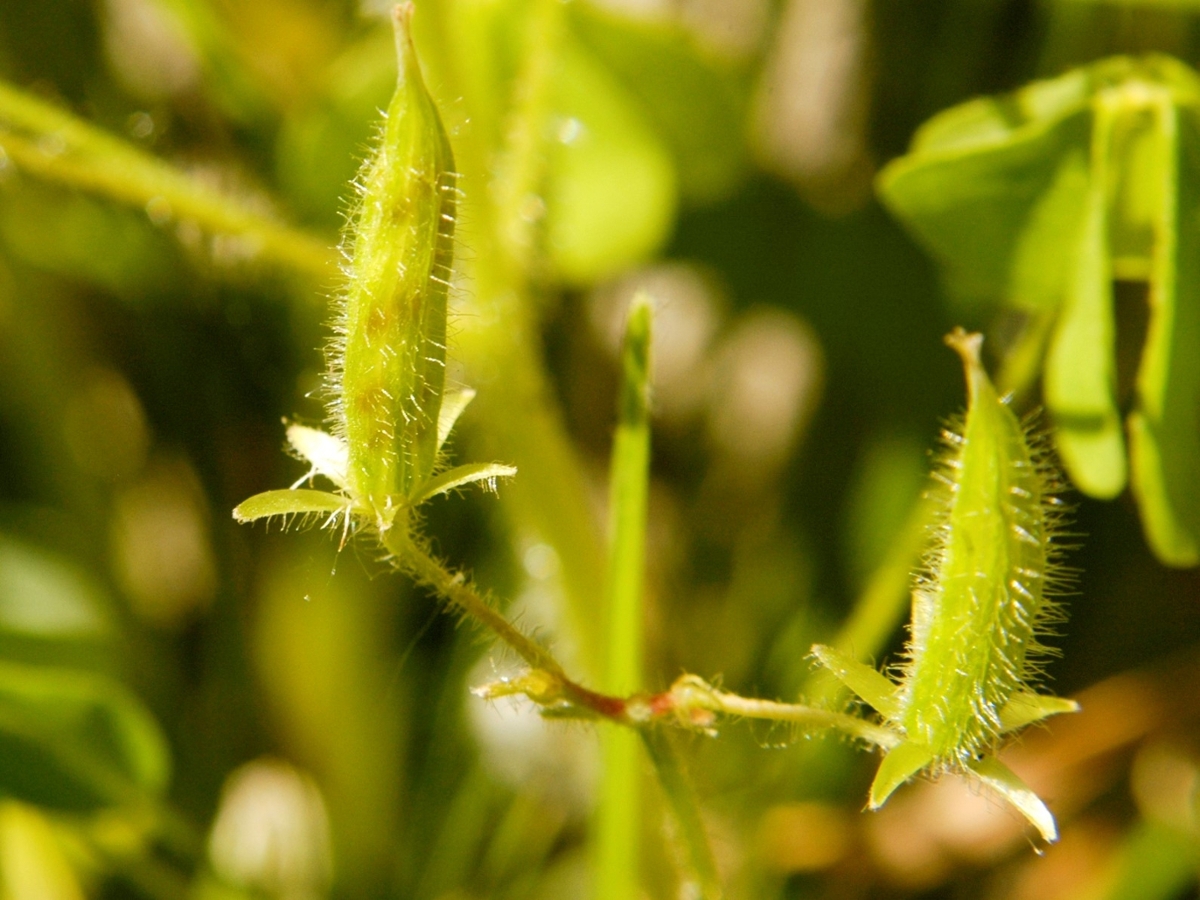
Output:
[{"xmin": 385, "ymin": 527, "xmax": 898, "ymax": 748}]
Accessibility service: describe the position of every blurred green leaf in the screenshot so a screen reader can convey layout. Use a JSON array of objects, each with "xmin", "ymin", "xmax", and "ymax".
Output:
[
  {"xmin": 0, "ymin": 662, "xmax": 169, "ymax": 811},
  {"xmin": 0, "ymin": 182, "xmax": 174, "ymax": 297},
  {"xmin": 878, "ymin": 66, "xmax": 1094, "ymax": 310},
  {"xmin": 544, "ymin": 35, "xmax": 676, "ymax": 285},
  {"xmin": 1102, "ymin": 819, "xmax": 1199, "ymax": 900},
  {"xmin": 570, "ymin": 4, "xmax": 749, "ymax": 203},
  {"xmin": 840, "ymin": 434, "xmax": 928, "ymax": 588},
  {"xmin": 1042, "ymin": 105, "xmax": 1125, "ymax": 498},
  {"xmin": 1128, "ymin": 99, "xmax": 1200, "ymax": 565},
  {"xmin": 0, "ymin": 802, "xmax": 85, "ymax": 900},
  {"xmin": 879, "ymin": 55, "xmax": 1200, "ymax": 565},
  {"xmin": 0, "ymin": 536, "xmax": 112, "ymax": 642},
  {"xmin": 0, "ymin": 78, "xmax": 334, "ymax": 278},
  {"xmin": 275, "ymin": 27, "xmax": 394, "ymax": 230}
]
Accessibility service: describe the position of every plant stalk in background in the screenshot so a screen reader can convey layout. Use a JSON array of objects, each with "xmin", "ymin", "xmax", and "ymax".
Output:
[{"xmin": 594, "ymin": 293, "xmax": 651, "ymax": 900}]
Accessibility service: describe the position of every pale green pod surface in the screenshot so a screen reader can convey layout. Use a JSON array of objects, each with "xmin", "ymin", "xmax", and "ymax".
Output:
[
  {"xmin": 334, "ymin": 3, "xmax": 456, "ymax": 519},
  {"xmin": 900, "ymin": 330, "xmax": 1061, "ymax": 765}
]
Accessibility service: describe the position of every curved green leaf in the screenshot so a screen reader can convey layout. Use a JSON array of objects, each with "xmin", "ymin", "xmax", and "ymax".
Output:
[
  {"xmin": 878, "ymin": 71, "xmax": 1093, "ymax": 310},
  {"xmin": 436, "ymin": 388, "xmax": 476, "ymax": 452},
  {"xmin": 811, "ymin": 644, "xmax": 902, "ymax": 721},
  {"xmin": 868, "ymin": 741, "xmax": 934, "ymax": 809},
  {"xmin": 997, "ymin": 692, "xmax": 1080, "ymax": 733},
  {"xmin": 1043, "ymin": 103, "xmax": 1126, "ymax": 498},
  {"xmin": 0, "ymin": 662, "xmax": 169, "ymax": 811},
  {"xmin": 880, "ymin": 55, "xmax": 1200, "ymax": 565},
  {"xmin": 1129, "ymin": 100, "xmax": 1200, "ymax": 565}
]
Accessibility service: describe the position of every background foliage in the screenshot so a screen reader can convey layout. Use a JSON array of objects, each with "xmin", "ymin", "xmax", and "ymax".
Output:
[{"xmin": 2, "ymin": 0, "xmax": 1200, "ymax": 898}]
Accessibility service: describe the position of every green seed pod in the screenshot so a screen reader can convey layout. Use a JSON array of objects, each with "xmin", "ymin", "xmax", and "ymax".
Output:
[
  {"xmin": 331, "ymin": 2, "xmax": 457, "ymax": 524},
  {"xmin": 813, "ymin": 329, "xmax": 1078, "ymax": 842},
  {"xmin": 900, "ymin": 328, "xmax": 1069, "ymax": 765}
]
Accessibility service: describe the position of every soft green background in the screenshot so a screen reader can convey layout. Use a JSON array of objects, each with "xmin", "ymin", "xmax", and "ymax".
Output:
[{"xmin": 1, "ymin": 0, "xmax": 1200, "ymax": 898}]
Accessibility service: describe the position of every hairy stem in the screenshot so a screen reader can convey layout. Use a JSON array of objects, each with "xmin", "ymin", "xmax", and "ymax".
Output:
[
  {"xmin": 386, "ymin": 525, "xmax": 899, "ymax": 753},
  {"xmin": 671, "ymin": 678, "xmax": 901, "ymax": 750},
  {"xmin": 384, "ymin": 528, "xmax": 566, "ymax": 678}
]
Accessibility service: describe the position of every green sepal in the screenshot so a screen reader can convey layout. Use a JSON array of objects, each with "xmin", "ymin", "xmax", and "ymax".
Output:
[
  {"xmin": 811, "ymin": 644, "xmax": 902, "ymax": 722},
  {"xmin": 286, "ymin": 424, "xmax": 349, "ymax": 491},
  {"xmin": 868, "ymin": 740, "xmax": 936, "ymax": 809},
  {"xmin": 410, "ymin": 463, "xmax": 517, "ymax": 506},
  {"xmin": 232, "ymin": 489, "xmax": 351, "ymax": 524},
  {"xmin": 997, "ymin": 692, "xmax": 1080, "ymax": 733},
  {"xmin": 968, "ymin": 754, "xmax": 1059, "ymax": 843},
  {"xmin": 436, "ymin": 388, "xmax": 476, "ymax": 453}
]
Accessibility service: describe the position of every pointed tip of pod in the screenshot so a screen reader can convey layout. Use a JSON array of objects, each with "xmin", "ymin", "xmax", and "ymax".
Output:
[
  {"xmin": 393, "ymin": 2, "xmax": 415, "ymax": 29},
  {"xmin": 944, "ymin": 327, "xmax": 987, "ymax": 402},
  {"xmin": 392, "ymin": 3, "xmax": 417, "ymax": 72},
  {"xmin": 944, "ymin": 327, "xmax": 983, "ymax": 368}
]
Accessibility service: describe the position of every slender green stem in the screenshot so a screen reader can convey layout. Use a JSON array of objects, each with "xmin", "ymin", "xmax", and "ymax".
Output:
[
  {"xmin": 385, "ymin": 523, "xmax": 898, "ymax": 755},
  {"xmin": 641, "ymin": 729, "xmax": 723, "ymax": 900},
  {"xmin": 384, "ymin": 515, "xmax": 895, "ymax": 900},
  {"xmin": 0, "ymin": 81, "xmax": 336, "ymax": 280},
  {"xmin": 384, "ymin": 528, "xmax": 566, "ymax": 678},
  {"xmin": 594, "ymin": 295, "xmax": 653, "ymax": 900},
  {"xmin": 672, "ymin": 678, "xmax": 901, "ymax": 750},
  {"xmin": 602, "ymin": 295, "xmax": 653, "ymax": 696}
]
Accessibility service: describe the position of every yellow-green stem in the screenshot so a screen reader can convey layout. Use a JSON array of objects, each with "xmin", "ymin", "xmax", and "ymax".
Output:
[
  {"xmin": 492, "ymin": 0, "xmax": 566, "ymax": 270},
  {"xmin": 0, "ymin": 81, "xmax": 335, "ymax": 280},
  {"xmin": 641, "ymin": 729, "xmax": 722, "ymax": 900},
  {"xmin": 675, "ymin": 679, "xmax": 901, "ymax": 750}
]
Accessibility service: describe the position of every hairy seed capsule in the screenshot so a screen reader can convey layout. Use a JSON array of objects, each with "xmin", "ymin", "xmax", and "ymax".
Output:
[
  {"xmin": 813, "ymin": 330, "xmax": 1075, "ymax": 840},
  {"xmin": 900, "ymin": 329, "xmax": 1066, "ymax": 765},
  {"xmin": 332, "ymin": 3, "xmax": 456, "ymax": 522}
]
